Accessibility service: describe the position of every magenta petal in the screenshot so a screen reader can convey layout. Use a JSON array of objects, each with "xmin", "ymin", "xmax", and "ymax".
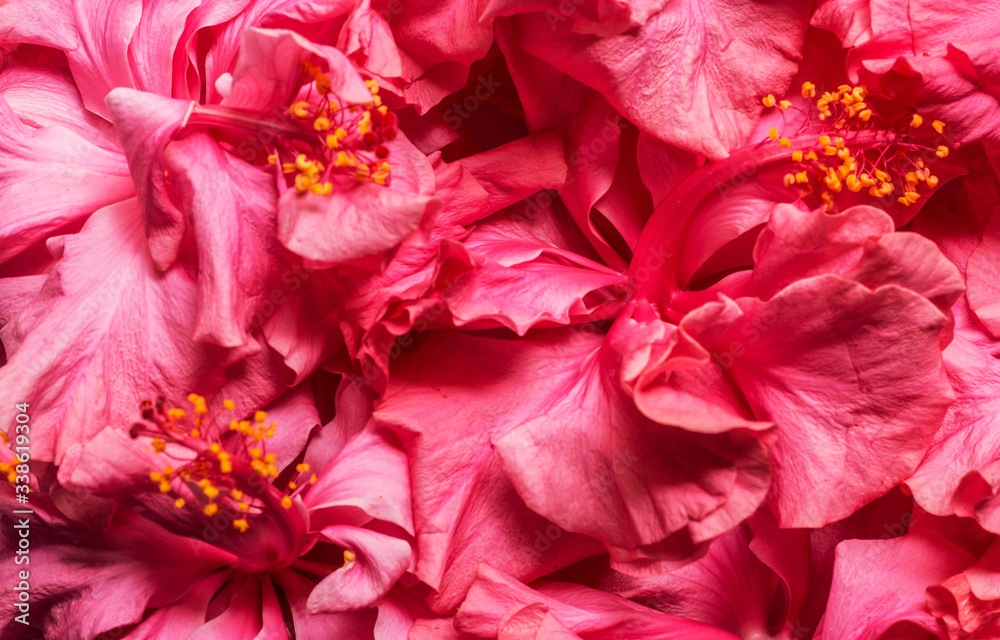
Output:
[
  {"xmin": 714, "ymin": 276, "xmax": 955, "ymax": 527},
  {"xmin": 0, "ymin": 199, "xmax": 278, "ymax": 464},
  {"xmin": 459, "ymin": 133, "xmax": 568, "ymax": 215},
  {"xmin": 308, "ymin": 525, "xmax": 411, "ymax": 613},
  {"xmin": 966, "ymin": 208, "xmax": 1000, "ymax": 337}
]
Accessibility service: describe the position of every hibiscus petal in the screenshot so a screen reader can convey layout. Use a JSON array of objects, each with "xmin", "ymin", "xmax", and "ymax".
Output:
[
  {"xmin": 0, "ymin": 98, "xmax": 134, "ymax": 266},
  {"xmin": 506, "ymin": 1, "xmax": 809, "ymax": 158},
  {"xmin": 308, "ymin": 525, "xmax": 412, "ymax": 613},
  {"xmin": 817, "ymin": 532, "xmax": 975, "ymax": 640},
  {"xmin": 713, "ymin": 276, "xmax": 954, "ymax": 527},
  {"xmin": 0, "ymin": 199, "xmax": 283, "ymax": 464}
]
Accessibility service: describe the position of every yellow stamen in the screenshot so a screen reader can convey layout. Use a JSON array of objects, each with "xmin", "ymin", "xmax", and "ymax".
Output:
[{"xmin": 932, "ymin": 120, "xmax": 946, "ymax": 134}]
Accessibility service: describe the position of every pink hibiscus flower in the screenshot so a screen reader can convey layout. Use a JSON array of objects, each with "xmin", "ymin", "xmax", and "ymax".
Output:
[
  {"xmin": 0, "ymin": 384, "xmax": 416, "ymax": 639},
  {"xmin": 374, "ymin": 68, "xmax": 965, "ymax": 611}
]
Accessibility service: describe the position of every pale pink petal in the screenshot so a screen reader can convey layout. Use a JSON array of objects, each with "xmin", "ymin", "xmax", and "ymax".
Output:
[
  {"xmin": 308, "ymin": 525, "xmax": 411, "ymax": 613},
  {"xmin": 817, "ymin": 532, "xmax": 975, "ymax": 640},
  {"xmin": 0, "ymin": 98, "xmax": 134, "ymax": 266},
  {"xmin": 105, "ymin": 88, "xmax": 195, "ymax": 271},
  {"xmin": 305, "ymin": 426, "xmax": 413, "ymax": 535},
  {"xmin": 0, "ymin": 199, "xmax": 286, "ymax": 464}
]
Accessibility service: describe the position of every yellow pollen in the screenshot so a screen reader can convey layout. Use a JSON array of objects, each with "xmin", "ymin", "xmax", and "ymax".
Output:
[
  {"xmin": 763, "ymin": 95, "xmax": 777, "ymax": 107},
  {"xmin": 936, "ymin": 146, "xmax": 949, "ymax": 158},
  {"xmin": 231, "ymin": 489, "xmax": 243, "ymax": 500},
  {"xmin": 174, "ymin": 498, "xmax": 186, "ymax": 509},
  {"xmin": 768, "ymin": 127, "xmax": 779, "ymax": 140},
  {"xmin": 209, "ymin": 443, "xmax": 221, "ymax": 454},
  {"xmin": 288, "ymin": 481, "xmax": 297, "ymax": 490},
  {"xmin": 267, "ymin": 155, "xmax": 277, "ymax": 165},
  {"xmin": 343, "ymin": 550, "xmax": 357, "ymax": 564},
  {"xmin": 818, "ymin": 135, "xmax": 831, "ymax": 146},
  {"xmin": 310, "ymin": 474, "xmax": 317, "ymax": 484},
  {"xmin": 802, "ymin": 82, "xmax": 816, "ymax": 98},
  {"xmin": 910, "ymin": 114, "xmax": 923, "ymax": 128},
  {"xmin": 233, "ymin": 519, "xmax": 249, "ymax": 533},
  {"xmin": 792, "ymin": 150, "xmax": 803, "ymax": 162},
  {"xmin": 223, "ymin": 399, "xmax": 235, "ymax": 411},
  {"xmin": 296, "ymin": 463, "xmax": 310, "ymax": 473},
  {"xmin": 239, "ymin": 501, "xmax": 249, "ymax": 511},
  {"xmin": 204, "ymin": 504, "xmax": 219, "ymax": 516},
  {"xmin": 779, "ymin": 100, "xmax": 792, "ymax": 110},
  {"xmin": 167, "ymin": 408, "xmax": 186, "ymax": 421},
  {"xmin": 281, "ymin": 496, "xmax": 293, "ymax": 509},
  {"xmin": 314, "ymin": 116, "xmax": 331, "ymax": 131},
  {"xmin": 158, "ymin": 480, "xmax": 171, "ymax": 493},
  {"xmin": 151, "ymin": 438, "xmax": 166, "ymax": 453},
  {"xmin": 250, "ymin": 448, "xmax": 262, "ymax": 459},
  {"xmin": 778, "ymin": 138, "xmax": 791, "ymax": 148},
  {"xmin": 932, "ymin": 120, "xmax": 946, "ymax": 134},
  {"xmin": 927, "ymin": 175, "xmax": 939, "ymax": 188},
  {"xmin": 190, "ymin": 429, "xmax": 200, "ymax": 438},
  {"xmin": 150, "ymin": 471, "xmax": 163, "ymax": 482},
  {"xmin": 203, "ymin": 486, "xmax": 219, "ymax": 499}
]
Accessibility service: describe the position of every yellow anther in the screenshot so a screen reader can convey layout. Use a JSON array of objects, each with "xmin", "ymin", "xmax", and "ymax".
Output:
[
  {"xmin": 228, "ymin": 489, "xmax": 242, "ymax": 501},
  {"xmin": 824, "ymin": 173, "xmax": 842, "ymax": 193},
  {"xmin": 313, "ymin": 116, "xmax": 331, "ymax": 131},
  {"xmin": 204, "ymin": 504, "xmax": 219, "ymax": 516},
  {"xmin": 289, "ymin": 101, "xmax": 310, "ymax": 118},
  {"xmin": 354, "ymin": 164, "xmax": 371, "ymax": 180},
  {"xmin": 763, "ymin": 95, "xmax": 777, "ymax": 107},
  {"xmin": 768, "ymin": 127, "xmax": 779, "ymax": 140},
  {"xmin": 783, "ymin": 173, "xmax": 796, "ymax": 187},
  {"xmin": 264, "ymin": 453, "xmax": 276, "ymax": 464},
  {"xmin": 197, "ymin": 478, "xmax": 210, "ymax": 488},
  {"xmin": 281, "ymin": 496, "xmax": 293, "ymax": 509},
  {"xmin": 365, "ymin": 79, "xmax": 380, "ymax": 95},
  {"xmin": 927, "ymin": 175, "xmax": 939, "ymax": 188},
  {"xmin": 288, "ymin": 481, "xmax": 297, "ymax": 490},
  {"xmin": 174, "ymin": 498, "xmax": 186, "ymax": 509},
  {"xmin": 294, "ymin": 155, "xmax": 312, "ymax": 172},
  {"xmin": 358, "ymin": 111, "xmax": 373, "ymax": 135},
  {"xmin": 267, "ymin": 155, "xmax": 278, "ymax": 165},
  {"xmin": 875, "ymin": 170, "xmax": 890, "ymax": 182},
  {"xmin": 310, "ymin": 474, "xmax": 317, "ymax": 484},
  {"xmin": 295, "ymin": 174, "xmax": 314, "ymax": 194},
  {"xmin": 152, "ymin": 438, "xmax": 166, "ymax": 453},
  {"xmin": 220, "ymin": 460, "xmax": 232, "ymax": 474},
  {"xmin": 238, "ymin": 501, "xmax": 249, "ymax": 511},
  {"xmin": 858, "ymin": 109, "xmax": 872, "ymax": 122},
  {"xmin": 343, "ymin": 550, "xmax": 357, "ymax": 564},
  {"xmin": 932, "ymin": 120, "xmax": 946, "ymax": 134},
  {"xmin": 223, "ymin": 399, "xmax": 235, "ymax": 411},
  {"xmin": 779, "ymin": 100, "xmax": 792, "ymax": 110},
  {"xmin": 802, "ymin": 82, "xmax": 816, "ymax": 98},
  {"xmin": 233, "ymin": 519, "xmax": 249, "ymax": 533},
  {"xmin": 158, "ymin": 480, "xmax": 171, "ymax": 493},
  {"xmin": 791, "ymin": 150, "xmax": 803, "ymax": 162},
  {"xmin": 936, "ymin": 146, "xmax": 949, "ymax": 158},
  {"xmin": 150, "ymin": 471, "xmax": 163, "ymax": 482},
  {"xmin": 823, "ymin": 146, "xmax": 838, "ymax": 156},
  {"xmin": 209, "ymin": 443, "xmax": 221, "ymax": 454},
  {"xmin": 795, "ymin": 171, "xmax": 808, "ymax": 184},
  {"xmin": 190, "ymin": 429, "xmax": 200, "ymax": 438},
  {"xmin": 326, "ymin": 134, "xmax": 340, "ymax": 149},
  {"xmin": 846, "ymin": 174, "xmax": 862, "ymax": 192},
  {"xmin": 818, "ymin": 135, "xmax": 831, "ymax": 146},
  {"xmin": 778, "ymin": 138, "xmax": 791, "ymax": 148},
  {"xmin": 250, "ymin": 448, "xmax": 262, "ymax": 459},
  {"xmin": 310, "ymin": 182, "xmax": 333, "ymax": 196},
  {"xmin": 296, "ymin": 463, "xmax": 310, "ymax": 473},
  {"xmin": 203, "ymin": 486, "xmax": 220, "ymax": 499},
  {"xmin": 282, "ymin": 163, "xmax": 296, "ymax": 174},
  {"xmin": 910, "ymin": 114, "xmax": 923, "ymax": 128},
  {"xmin": 333, "ymin": 151, "xmax": 356, "ymax": 167},
  {"xmin": 167, "ymin": 408, "xmax": 186, "ymax": 421}
]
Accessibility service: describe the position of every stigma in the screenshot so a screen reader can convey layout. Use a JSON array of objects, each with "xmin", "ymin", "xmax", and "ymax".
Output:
[
  {"xmin": 763, "ymin": 83, "xmax": 949, "ymax": 211},
  {"xmin": 130, "ymin": 394, "xmax": 316, "ymax": 535}
]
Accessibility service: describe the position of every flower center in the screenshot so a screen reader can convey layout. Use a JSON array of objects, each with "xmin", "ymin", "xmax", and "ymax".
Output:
[
  {"xmin": 629, "ymin": 81, "xmax": 951, "ymax": 306},
  {"xmin": 185, "ymin": 59, "xmax": 396, "ymax": 196},
  {"xmin": 130, "ymin": 394, "xmax": 312, "ymax": 572},
  {"xmin": 763, "ymin": 82, "xmax": 948, "ymax": 210}
]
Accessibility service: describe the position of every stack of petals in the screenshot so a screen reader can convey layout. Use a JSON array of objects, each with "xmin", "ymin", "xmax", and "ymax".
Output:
[{"xmin": 1, "ymin": 1, "xmax": 999, "ymax": 639}]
